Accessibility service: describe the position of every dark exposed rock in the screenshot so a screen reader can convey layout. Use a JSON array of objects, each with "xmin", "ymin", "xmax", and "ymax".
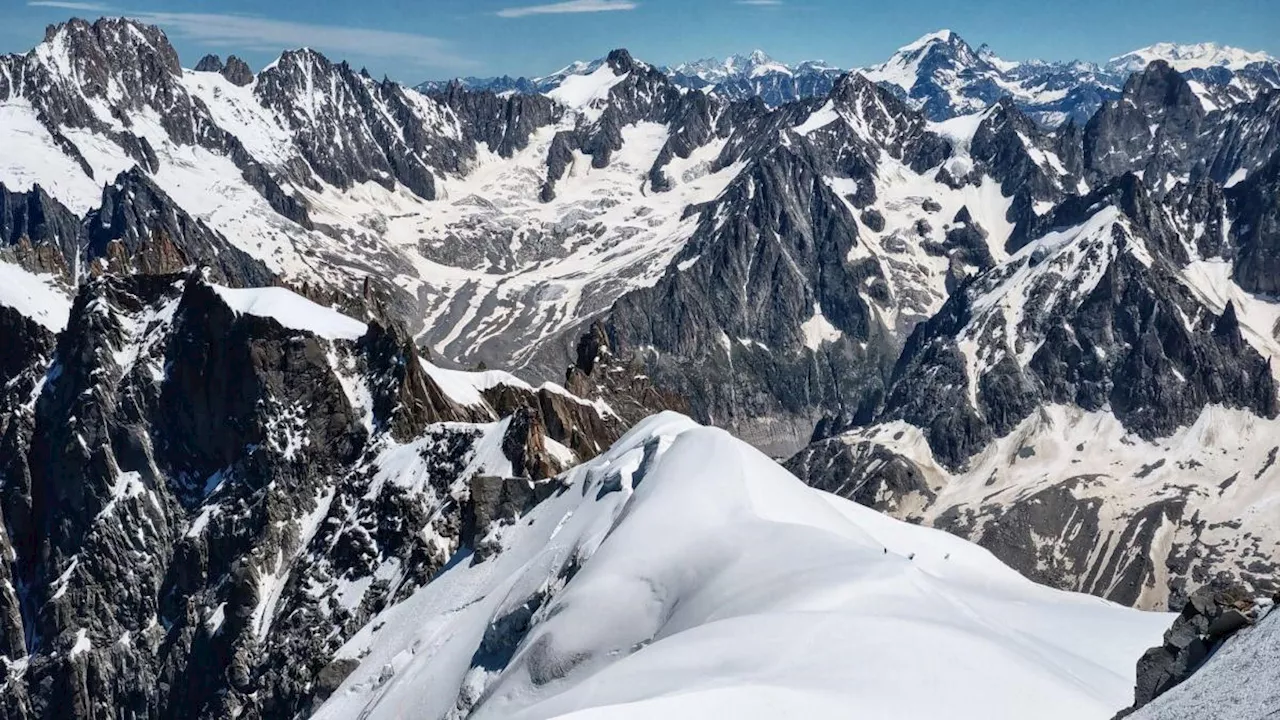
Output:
[
  {"xmin": 539, "ymin": 50, "xmax": 693, "ymax": 200},
  {"xmin": 0, "ymin": 182, "xmax": 81, "ymax": 280},
  {"xmin": 1084, "ymin": 61, "xmax": 1206, "ymax": 186},
  {"xmin": 588, "ymin": 73, "xmax": 963, "ymax": 453},
  {"xmin": 784, "ymin": 439, "xmax": 933, "ymax": 516},
  {"xmin": 193, "ymin": 54, "xmax": 223, "ymax": 73},
  {"xmin": 969, "ymin": 99, "xmax": 1078, "ymax": 216},
  {"xmin": 221, "ymin": 55, "xmax": 253, "ymax": 86},
  {"xmin": 254, "ymin": 48, "xmax": 473, "ymax": 200},
  {"xmin": 1226, "ymin": 146, "xmax": 1280, "ymax": 294},
  {"xmin": 1115, "ymin": 582, "xmax": 1266, "ymax": 717},
  {"xmin": 357, "ymin": 318, "xmax": 481, "ymax": 440},
  {"xmin": 563, "ymin": 321, "xmax": 689, "ymax": 426},
  {"xmin": 872, "ymin": 174, "xmax": 1278, "ymax": 471},
  {"xmin": 0, "ymin": 19, "xmax": 314, "ymax": 230},
  {"xmin": 0, "ymin": 266, "xmax": 625, "ymax": 718},
  {"xmin": 464, "ymin": 472, "xmax": 555, "ymax": 562},
  {"xmin": 85, "ymin": 168, "xmax": 274, "ymax": 287},
  {"xmin": 434, "ymin": 83, "xmax": 560, "ymax": 158}
]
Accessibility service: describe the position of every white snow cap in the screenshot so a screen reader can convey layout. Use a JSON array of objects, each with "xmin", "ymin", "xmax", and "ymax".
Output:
[
  {"xmin": 900, "ymin": 29, "xmax": 959, "ymax": 52},
  {"xmin": 210, "ymin": 284, "xmax": 367, "ymax": 340},
  {"xmin": 1109, "ymin": 42, "xmax": 1275, "ymax": 73},
  {"xmin": 315, "ymin": 412, "xmax": 1169, "ymax": 720},
  {"xmin": 0, "ymin": 261, "xmax": 72, "ymax": 332}
]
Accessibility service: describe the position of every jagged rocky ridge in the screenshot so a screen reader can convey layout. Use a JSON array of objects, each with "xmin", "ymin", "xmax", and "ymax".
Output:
[
  {"xmin": 2, "ymin": 170, "xmax": 271, "ymax": 288},
  {"xmin": 425, "ymin": 31, "xmax": 1280, "ymax": 126},
  {"xmin": 583, "ymin": 60, "xmax": 1279, "ymax": 454},
  {"xmin": 788, "ymin": 164, "xmax": 1280, "ymax": 608},
  {"xmin": 0, "ymin": 255, "xmax": 686, "ymax": 717}
]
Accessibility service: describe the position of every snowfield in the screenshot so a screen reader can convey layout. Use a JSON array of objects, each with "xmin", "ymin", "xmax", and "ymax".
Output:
[
  {"xmin": 209, "ymin": 284, "xmax": 368, "ymax": 340},
  {"xmin": 0, "ymin": 260, "xmax": 72, "ymax": 332},
  {"xmin": 315, "ymin": 413, "xmax": 1169, "ymax": 720}
]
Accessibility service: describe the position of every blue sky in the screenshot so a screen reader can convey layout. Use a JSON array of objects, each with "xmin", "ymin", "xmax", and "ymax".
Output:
[{"xmin": 6, "ymin": 0, "xmax": 1278, "ymax": 82}]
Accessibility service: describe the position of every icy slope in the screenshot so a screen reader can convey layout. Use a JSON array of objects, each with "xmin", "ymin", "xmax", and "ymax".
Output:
[{"xmin": 315, "ymin": 413, "xmax": 1168, "ymax": 720}]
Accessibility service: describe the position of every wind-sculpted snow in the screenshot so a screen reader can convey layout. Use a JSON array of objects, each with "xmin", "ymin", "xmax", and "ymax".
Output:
[
  {"xmin": 315, "ymin": 413, "xmax": 1169, "ymax": 720},
  {"xmin": 210, "ymin": 284, "xmax": 369, "ymax": 340}
]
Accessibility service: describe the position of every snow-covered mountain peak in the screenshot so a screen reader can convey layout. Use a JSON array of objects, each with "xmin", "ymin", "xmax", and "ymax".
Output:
[
  {"xmin": 35, "ymin": 16, "xmax": 177, "ymax": 68},
  {"xmin": 316, "ymin": 413, "xmax": 1169, "ymax": 720},
  {"xmin": 733, "ymin": 49, "xmax": 791, "ymax": 77},
  {"xmin": 544, "ymin": 61, "xmax": 628, "ymax": 109},
  {"xmin": 862, "ymin": 28, "xmax": 989, "ymax": 95},
  {"xmin": 900, "ymin": 28, "xmax": 960, "ymax": 52},
  {"xmin": 19, "ymin": 16, "xmax": 183, "ymax": 106},
  {"xmin": 976, "ymin": 42, "xmax": 1021, "ymax": 73},
  {"xmin": 532, "ymin": 58, "xmax": 596, "ymax": 85},
  {"xmin": 262, "ymin": 46, "xmax": 345, "ymax": 77},
  {"xmin": 672, "ymin": 49, "xmax": 793, "ymax": 82},
  {"xmin": 525, "ymin": 49, "xmax": 649, "ymax": 99},
  {"xmin": 1109, "ymin": 41, "xmax": 1276, "ymax": 73}
]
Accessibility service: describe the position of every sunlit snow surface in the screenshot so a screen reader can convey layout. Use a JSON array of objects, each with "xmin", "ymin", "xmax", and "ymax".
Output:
[
  {"xmin": 210, "ymin": 284, "xmax": 368, "ymax": 340},
  {"xmin": 0, "ymin": 260, "xmax": 72, "ymax": 331},
  {"xmin": 315, "ymin": 413, "xmax": 1168, "ymax": 720},
  {"xmin": 1109, "ymin": 42, "xmax": 1275, "ymax": 73}
]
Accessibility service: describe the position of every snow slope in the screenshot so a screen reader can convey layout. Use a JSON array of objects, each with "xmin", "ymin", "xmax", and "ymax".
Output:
[
  {"xmin": 315, "ymin": 413, "xmax": 1168, "ymax": 720},
  {"xmin": 836, "ymin": 403, "xmax": 1280, "ymax": 609},
  {"xmin": 210, "ymin": 284, "xmax": 368, "ymax": 340},
  {"xmin": 357, "ymin": 121, "xmax": 744, "ymax": 367},
  {"xmin": 0, "ymin": 260, "xmax": 72, "ymax": 331}
]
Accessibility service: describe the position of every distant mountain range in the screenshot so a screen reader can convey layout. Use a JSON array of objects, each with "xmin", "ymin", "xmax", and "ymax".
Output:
[{"xmin": 419, "ymin": 30, "xmax": 1280, "ymax": 125}]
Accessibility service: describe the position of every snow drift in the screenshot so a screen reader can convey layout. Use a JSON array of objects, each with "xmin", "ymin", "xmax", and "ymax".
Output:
[{"xmin": 315, "ymin": 413, "xmax": 1169, "ymax": 720}]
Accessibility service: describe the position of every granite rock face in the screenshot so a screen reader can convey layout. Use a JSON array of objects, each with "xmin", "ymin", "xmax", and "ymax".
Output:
[
  {"xmin": 0, "ymin": 269, "xmax": 632, "ymax": 719},
  {"xmin": 2, "ymin": 170, "xmax": 272, "ymax": 288},
  {"xmin": 85, "ymin": 168, "xmax": 275, "ymax": 286},
  {"xmin": 789, "ymin": 171, "xmax": 1280, "ymax": 610},
  {"xmin": 221, "ymin": 55, "xmax": 254, "ymax": 87},
  {"xmin": 0, "ymin": 183, "xmax": 81, "ymax": 279},
  {"xmin": 253, "ymin": 48, "xmax": 473, "ymax": 201}
]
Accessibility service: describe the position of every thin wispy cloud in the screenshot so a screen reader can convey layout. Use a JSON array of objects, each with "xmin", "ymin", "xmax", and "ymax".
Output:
[
  {"xmin": 28, "ymin": 1, "xmax": 114, "ymax": 10},
  {"xmin": 497, "ymin": 0, "xmax": 638, "ymax": 19},
  {"xmin": 26, "ymin": 2, "xmax": 477, "ymax": 69},
  {"xmin": 735, "ymin": 0, "xmax": 784, "ymax": 5}
]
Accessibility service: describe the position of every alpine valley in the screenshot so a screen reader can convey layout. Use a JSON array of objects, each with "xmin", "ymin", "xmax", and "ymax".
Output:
[{"xmin": 0, "ymin": 14, "xmax": 1277, "ymax": 720}]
